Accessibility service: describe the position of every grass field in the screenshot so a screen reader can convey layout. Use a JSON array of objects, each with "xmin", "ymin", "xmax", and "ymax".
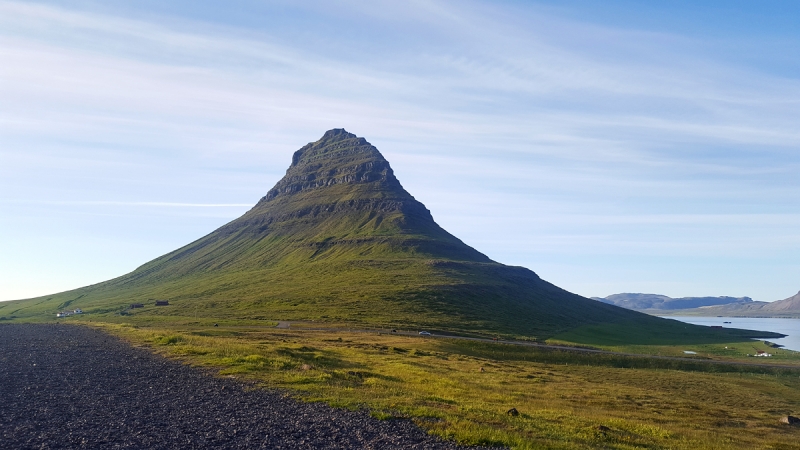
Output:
[
  {"xmin": 548, "ymin": 321, "xmax": 799, "ymax": 362},
  {"xmin": 71, "ymin": 317, "xmax": 800, "ymax": 450}
]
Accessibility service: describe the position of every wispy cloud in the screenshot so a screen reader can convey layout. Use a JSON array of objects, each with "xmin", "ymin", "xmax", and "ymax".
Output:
[
  {"xmin": 1, "ymin": 0, "xmax": 799, "ymax": 301},
  {"xmin": 2, "ymin": 200, "xmax": 253, "ymax": 208}
]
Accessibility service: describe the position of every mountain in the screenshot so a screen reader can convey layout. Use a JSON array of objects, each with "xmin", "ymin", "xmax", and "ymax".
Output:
[
  {"xmin": 762, "ymin": 291, "xmax": 800, "ymax": 312},
  {"xmin": 594, "ymin": 292, "xmax": 800, "ymax": 318},
  {"xmin": 0, "ymin": 129, "xmax": 778, "ymax": 342},
  {"xmin": 593, "ymin": 293, "xmax": 753, "ymax": 311},
  {"xmin": 674, "ymin": 291, "xmax": 800, "ymax": 318}
]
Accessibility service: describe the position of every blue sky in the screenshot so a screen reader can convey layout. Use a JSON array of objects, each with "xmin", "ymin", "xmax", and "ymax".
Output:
[{"xmin": 1, "ymin": 0, "xmax": 799, "ymax": 302}]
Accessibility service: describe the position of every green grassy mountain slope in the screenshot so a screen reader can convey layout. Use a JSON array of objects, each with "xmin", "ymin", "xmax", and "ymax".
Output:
[{"xmin": 1, "ymin": 129, "xmax": 777, "ymax": 342}]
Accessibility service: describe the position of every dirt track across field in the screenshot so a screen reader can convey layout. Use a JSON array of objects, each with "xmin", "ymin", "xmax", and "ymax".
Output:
[{"xmin": 0, "ymin": 324, "xmax": 479, "ymax": 449}]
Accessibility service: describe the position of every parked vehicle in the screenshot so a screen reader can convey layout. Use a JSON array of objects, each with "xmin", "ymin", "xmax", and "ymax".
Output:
[{"xmin": 418, "ymin": 331, "xmax": 431, "ymax": 336}]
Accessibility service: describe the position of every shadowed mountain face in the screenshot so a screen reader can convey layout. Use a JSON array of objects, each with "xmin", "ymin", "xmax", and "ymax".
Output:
[{"xmin": 4, "ymin": 129, "xmax": 721, "ymax": 339}]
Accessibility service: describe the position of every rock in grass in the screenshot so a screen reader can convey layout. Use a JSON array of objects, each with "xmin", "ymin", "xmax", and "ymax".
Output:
[{"xmin": 780, "ymin": 415, "xmax": 800, "ymax": 425}]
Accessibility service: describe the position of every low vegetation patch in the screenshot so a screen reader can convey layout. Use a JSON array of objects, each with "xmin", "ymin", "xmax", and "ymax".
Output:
[{"xmin": 96, "ymin": 322, "xmax": 800, "ymax": 450}]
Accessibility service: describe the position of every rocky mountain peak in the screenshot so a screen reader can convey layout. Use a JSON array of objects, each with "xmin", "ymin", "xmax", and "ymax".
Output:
[
  {"xmin": 264, "ymin": 129, "xmax": 402, "ymax": 202},
  {"xmin": 320, "ymin": 128, "xmax": 357, "ymax": 141}
]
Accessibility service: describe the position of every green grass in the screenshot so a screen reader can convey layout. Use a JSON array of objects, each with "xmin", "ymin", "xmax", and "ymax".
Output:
[
  {"xmin": 93, "ymin": 322, "xmax": 800, "ymax": 450},
  {"xmin": 551, "ymin": 317, "xmax": 784, "ymax": 344},
  {"xmin": 545, "ymin": 320, "xmax": 800, "ymax": 367}
]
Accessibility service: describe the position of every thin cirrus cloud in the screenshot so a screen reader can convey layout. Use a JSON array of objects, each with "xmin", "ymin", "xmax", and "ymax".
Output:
[
  {"xmin": 1, "ymin": 0, "xmax": 799, "ymax": 302},
  {"xmin": 2, "ymin": 0, "xmax": 796, "ymax": 161},
  {"xmin": 5, "ymin": 200, "xmax": 254, "ymax": 208}
]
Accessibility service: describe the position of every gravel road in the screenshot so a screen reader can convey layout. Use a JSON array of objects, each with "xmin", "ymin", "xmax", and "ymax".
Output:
[{"xmin": 0, "ymin": 324, "xmax": 477, "ymax": 449}]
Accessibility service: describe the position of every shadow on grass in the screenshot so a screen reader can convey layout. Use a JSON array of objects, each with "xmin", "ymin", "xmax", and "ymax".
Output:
[
  {"xmin": 551, "ymin": 319, "xmax": 785, "ymax": 347},
  {"xmin": 434, "ymin": 337, "xmax": 800, "ymax": 376}
]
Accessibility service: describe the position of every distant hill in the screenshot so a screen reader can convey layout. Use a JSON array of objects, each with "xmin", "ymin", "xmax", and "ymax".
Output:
[
  {"xmin": 592, "ymin": 293, "xmax": 753, "ymax": 311},
  {"xmin": 678, "ymin": 291, "xmax": 800, "ymax": 318},
  {"xmin": 763, "ymin": 291, "xmax": 800, "ymax": 312},
  {"xmin": 594, "ymin": 292, "xmax": 800, "ymax": 318},
  {"xmin": 0, "ymin": 129, "xmax": 778, "ymax": 343}
]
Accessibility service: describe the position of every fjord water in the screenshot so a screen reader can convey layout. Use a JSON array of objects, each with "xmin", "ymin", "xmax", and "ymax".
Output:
[{"xmin": 662, "ymin": 316, "xmax": 800, "ymax": 351}]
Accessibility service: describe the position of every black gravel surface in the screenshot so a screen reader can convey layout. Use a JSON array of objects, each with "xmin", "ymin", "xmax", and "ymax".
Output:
[{"xmin": 0, "ymin": 324, "xmax": 476, "ymax": 449}]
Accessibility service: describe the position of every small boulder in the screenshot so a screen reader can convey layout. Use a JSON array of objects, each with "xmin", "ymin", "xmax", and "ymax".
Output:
[
  {"xmin": 780, "ymin": 415, "xmax": 800, "ymax": 425},
  {"xmin": 506, "ymin": 408, "xmax": 519, "ymax": 416}
]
